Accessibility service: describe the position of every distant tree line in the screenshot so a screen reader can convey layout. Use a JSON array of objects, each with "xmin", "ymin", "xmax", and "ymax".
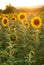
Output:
[
  {"xmin": 0, "ymin": 4, "xmax": 16, "ymax": 14},
  {"xmin": 0, "ymin": 4, "xmax": 44, "ymax": 14}
]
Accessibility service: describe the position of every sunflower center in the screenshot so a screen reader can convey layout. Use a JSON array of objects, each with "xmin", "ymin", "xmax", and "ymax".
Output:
[
  {"xmin": 12, "ymin": 18, "xmax": 15, "ymax": 20},
  {"xmin": 25, "ymin": 23, "xmax": 28, "ymax": 27},
  {"xmin": 34, "ymin": 19, "xmax": 40, "ymax": 25},
  {"xmin": 10, "ymin": 35, "xmax": 16, "ymax": 41},
  {"xmin": 20, "ymin": 14, "xmax": 25, "ymax": 19},
  {"xmin": 4, "ymin": 19, "xmax": 7, "ymax": 24}
]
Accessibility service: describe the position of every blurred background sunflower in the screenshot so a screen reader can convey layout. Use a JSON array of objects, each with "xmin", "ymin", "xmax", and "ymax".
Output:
[
  {"xmin": 0, "ymin": 16, "xmax": 2, "ymax": 19},
  {"xmin": 2, "ymin": 14, "xmax": 10, "ymax": 18},
  {"xmin": 31, "ymin": 16, "xmax": 42, "ymax": 29},
  {"xmin": 4, "ymin": 14, "xmax": 9, "ymax": 18},
  {"xmin": 24, "ymin": 21, "xmax": 30, "ymax": 29},
  {"xmin": 2, "ymin": 17, "xmax": 8, "ymax": 27},
  {"xmin": 18, "ymin": 12, "xmax": 27, "ymax": 23},
  {"xmin": 12, "ymin": 16, "xmax": 16, "ymax": 22},
  {"xmin": 10, "ymin": 34, "xmax": 18, "ymax": 41},
  {"xmin": 0, "ymin": 14, "xmax": 3, "ymax": 19},
  {"xmin": 12, "ymin": 13, "xmax": 16, "ymax": 17}
]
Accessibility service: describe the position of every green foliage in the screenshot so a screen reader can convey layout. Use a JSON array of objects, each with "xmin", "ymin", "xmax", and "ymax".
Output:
[{"xmin": 0, "ymin": 8, "xmax": 44, "ymax": 65}]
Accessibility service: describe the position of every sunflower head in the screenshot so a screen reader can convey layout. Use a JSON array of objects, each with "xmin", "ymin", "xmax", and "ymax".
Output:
[
  {"xmin": 24, "ymin": 22, "xmax": 29, "ymax": 28},
  {"xmin": 5, "ymin": 14, "xmax": 9, "ymax": 18},
  {"xmin": 0, "ymin": 16, "xmax": 2, "ymax": 19},
  {"xmin": 12, "ymin": 16, "xmax": 16, "ymax": 22},
  {"xmin": 0, "ymin": 14, "xmax": 3, "ymax": 19},
  {"xmin": 18, "ymin": 12, "xmax": 27, "ymax": 22},
  {"xmin": 2, "ymin": 17, "xmax": 8, "ymax": 27},
  {"xmin": 30, "ymin": 51, "xmax": 35, "ymax": 55},
  {"xmin": 13, "ymin": 13, "xmax": 16, "ymax": 16},
  {"xmin": 31, "ymin": 16, "xmax": 42, "ymax": 29},
  {"xmin": 10, "ymin": 34, "xmax": 18, "ymax": 41},
  {"xmin": 2, "ymin": 14, "xmax": 10, "ymax": 19}
]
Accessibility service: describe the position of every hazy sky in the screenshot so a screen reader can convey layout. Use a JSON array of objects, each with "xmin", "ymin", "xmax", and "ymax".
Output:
[{"xmin": 0, "ymin": 0, "xmax": 44, "ymax": 9}]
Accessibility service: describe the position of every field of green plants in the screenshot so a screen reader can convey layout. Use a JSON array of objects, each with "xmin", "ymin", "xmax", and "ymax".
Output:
[{"xmin": 0, "ymin": 7, "xmax": 44, "ymax": 65}]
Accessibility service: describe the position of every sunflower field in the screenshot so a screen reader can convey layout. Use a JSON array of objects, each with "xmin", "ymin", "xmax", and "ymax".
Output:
[{"xmin": 0, "ymin": 6, "xmax": 44, "ymax": 65}]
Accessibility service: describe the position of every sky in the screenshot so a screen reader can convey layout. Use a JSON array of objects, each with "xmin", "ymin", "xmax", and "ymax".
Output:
[{"xmin": 0, "ymin": 0, "xmax": 44, "ymax": 9}]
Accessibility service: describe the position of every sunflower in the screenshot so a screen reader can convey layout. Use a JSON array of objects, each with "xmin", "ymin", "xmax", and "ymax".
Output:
[
  {"xmin": 30, "ymin": 51, "xmax": 35, "ymax": 55},
  {"xmin": 18, "ymin": 12, "xmax": 27, "ymax": 22},
  {"xmin": 12, "ymin": 16, "xmax": 16, "ymax": 22},
  {"xmin": 31, "ymin": 16, "xmax": 42, "ymax": 29},
  {"xmin": 0, "ymin": 16, "xmax": 2, "ymax": 19},
  {"xmin": 10, "ymin": 34, "xmax": 18, "ymax": 41},
  {"xmin": 3, "ymin": 14, "xmax": 10, "ymax": 18},
  {"xmin": 5, "ymin": 14, "xmax": 9, "ymax": 18},
  {"xmin": 24, "ymin": 22, "xmax": 30, "ymax": 28},
  {"xmin": 12, "ymin": 13, "xmax": 16, "ymax": 16},
  {"xmin": 2, "ymin": 17, "xmax": 8, "ymax": 27},
  {"xmin": 0, "ymin": 14, "xmax": 3, "ymax": 19}
]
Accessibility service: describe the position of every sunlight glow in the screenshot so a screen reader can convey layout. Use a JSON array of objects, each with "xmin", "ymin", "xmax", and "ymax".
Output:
[{"xmin": 0, "ymin": 0, "xmax": 44, "ymax": 9}]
